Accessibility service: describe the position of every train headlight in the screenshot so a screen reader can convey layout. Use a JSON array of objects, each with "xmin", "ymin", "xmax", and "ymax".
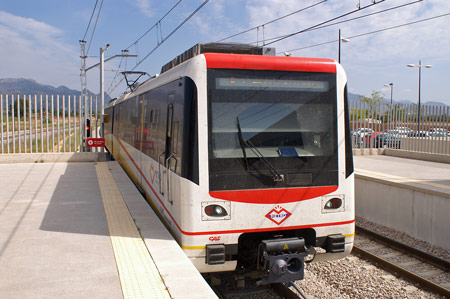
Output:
[
  {"xmin": 321, "ymin": 195, "xmax": 345, "ymax": 213},
  {"xmin": 325, "ymin": 197, "xmax": 342, "ymax": 209},
  {"xmin": 205, "ymin": 205, "xmax": 228, "ymax": 217},
  {"xmin": 201, "ymin": 201, "xmax": 231, "ymax": 220}
]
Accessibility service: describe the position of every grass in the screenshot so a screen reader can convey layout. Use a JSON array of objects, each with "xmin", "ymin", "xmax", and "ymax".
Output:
[{"xmin": 1, "ymin": 128, "xmax": 84, "ymax": 154}]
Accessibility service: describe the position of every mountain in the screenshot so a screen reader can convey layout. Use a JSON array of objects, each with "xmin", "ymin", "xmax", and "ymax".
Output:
[
  {"xmin": 0, "ymin": 78, "xmax": 111, "ymax": 106},
  {"xmin": 424, "ymin": 101, "xmax": 449, "ymax": 107},
  {"xmin": 348, "ymin": 91, "xmax": 448, "ymax": 107}
]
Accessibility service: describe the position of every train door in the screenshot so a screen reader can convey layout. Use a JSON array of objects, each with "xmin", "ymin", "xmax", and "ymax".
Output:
[
  {"xmin": 159, "ymin": 93, "xmax": 176, "ymax": 205},
  {"xmin": 137, "ymin": 94, "xmax": 146, "ymax": 188}
]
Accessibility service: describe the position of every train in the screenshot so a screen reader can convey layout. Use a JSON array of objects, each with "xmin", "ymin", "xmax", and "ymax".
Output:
[{"xmin": 104, "ymin": 43, "xmax": 355, "ymax": 285}]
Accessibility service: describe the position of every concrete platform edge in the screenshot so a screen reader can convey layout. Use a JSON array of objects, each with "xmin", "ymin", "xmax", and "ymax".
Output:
[
  {"xmin": 355, "ymin": 173, "xmax": 450, "ymax": 200},
  {"xmin": 0, "ymin": 153, "xmax": 109, "ymax": 163},
  {"xmin": 106, "ymin": 161, "xmax": 218, "ymax": 299}
]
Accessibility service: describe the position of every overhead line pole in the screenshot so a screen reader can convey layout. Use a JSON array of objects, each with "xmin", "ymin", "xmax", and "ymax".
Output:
[
  {"xmin": 107, "ymin": 0, "xmax": 210, "ymax": 95},
  {"xmin": 85, "ymin": 47, "xmax": 137, "ymax": 151}
]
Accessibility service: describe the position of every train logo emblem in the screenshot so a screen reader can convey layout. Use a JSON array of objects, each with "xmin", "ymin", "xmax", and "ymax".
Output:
[{"xmin": 265, "ymin": 205, "xmax": 292, "ymax": 225}]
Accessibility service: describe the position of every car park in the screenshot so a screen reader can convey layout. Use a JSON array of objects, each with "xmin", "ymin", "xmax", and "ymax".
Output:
[
  {"xmin": 429, "ymin": 128, "xmax": 450, "ymax": 137},
  {"xmin": 352, "ymin": 128, "xmax": 374, "ymax": 147},
  {"xmin": 365, "ymin": 130, "xmax": 401, "ymax": 149}
]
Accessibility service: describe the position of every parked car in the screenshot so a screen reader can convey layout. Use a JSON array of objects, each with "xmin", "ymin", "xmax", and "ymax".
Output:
[
  {"xmin": 382, "ymin": 130, "xmax": 402, "ymax": 148},
  {"xmin": 364, "ymin": 131, "xmax": 385, "ymax": 148},
  {"xmin": 393, "ymin": 127, "xmax": 414, "ymax": 137},
  {"xmin": 352, "ymin": 128, "xmax": 374, "ymax": 147},
  {"xmin": 410, "ymin": 130, "xmax": 429, "ymax": 137},
  {"xmin": 365, "ymin": 130, "xmax": 401, "ymax": 149},
  {"xmin": 429, "ymin": 128, "xmax": 450, "ymax": 137}
]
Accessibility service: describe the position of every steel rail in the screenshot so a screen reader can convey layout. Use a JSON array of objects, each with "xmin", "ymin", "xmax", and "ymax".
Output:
[
  {"xmin": 271, "ymin": 283, "xmax": 303, "ymax": 299},
  {"xmin": 353, "ymin": 226, "xmax": 450, "ymax": 298},
  {"xmin": 355, "ymin": 225, "xmax": 450, "ymax": 271},
  {"xmin": 209, "ymin": 280, "xmax": 302, "ymax": 298}
]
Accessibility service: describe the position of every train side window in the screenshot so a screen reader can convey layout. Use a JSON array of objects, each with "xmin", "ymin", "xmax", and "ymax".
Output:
[{"xmin": 344, "ymin": 85, "xmax": 354, "ymax": 178}]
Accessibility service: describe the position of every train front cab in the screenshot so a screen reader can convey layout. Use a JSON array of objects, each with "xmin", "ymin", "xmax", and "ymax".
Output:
[{"xmin": 197, "ymin": 54, "xmax": 354, "ymax": 284}]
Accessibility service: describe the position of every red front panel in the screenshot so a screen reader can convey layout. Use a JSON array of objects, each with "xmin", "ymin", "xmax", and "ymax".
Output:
[
  {"xmin": 204, "ymin": 53, "xmax": 336, "ymax": 73},
  {"xmin": 209, "ymin": 186, "xmax": 338, "ymax": 204}
]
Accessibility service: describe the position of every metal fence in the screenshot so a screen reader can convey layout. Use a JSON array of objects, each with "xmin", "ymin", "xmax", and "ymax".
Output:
[
  {"xmin": 350, "ymin": 101, "xmax": 450, "ymax": 155},
  {"xmin": 1, "ymin": 94, "xmax": 100, "ymax": 154},
  {"xmin": 2, "ymin": 94, "xmax": 449, "ymax": 155}
]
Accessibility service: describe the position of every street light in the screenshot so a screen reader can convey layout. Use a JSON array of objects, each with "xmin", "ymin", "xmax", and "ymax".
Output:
[
  {"xmin": 384, "ymin": 82, "xmax": 393, "ymax": 105},
  {"xmin": 85, "ymin": 45, "xmax": 137, "ymax": 138},
  {"xmin": 99, "ymin": 44, "xmax": 110, "ymax": 147},
  {"xmin": 407, "ymin": 61, "xmax": 432, "ymax": 129},
  {"xmin": 338, "ymin": 29, "xmax": 350, "ymax": 63}
]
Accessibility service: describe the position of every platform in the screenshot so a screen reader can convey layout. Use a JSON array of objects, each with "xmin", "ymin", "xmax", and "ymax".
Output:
[
  {"xmin": 354, "ymin": 155, "xmax": 450, "ymax": 250},
  {"xmin": 0, "ymin": 157, "xmax": 217, "ymax": 298}
]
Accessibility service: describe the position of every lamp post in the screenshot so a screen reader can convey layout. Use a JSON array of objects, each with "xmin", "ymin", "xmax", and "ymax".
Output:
[
  {"xmin": 338, "ymin": 29, "xmax": 350, "ymax": 63},
  {"xmin": 85, "ymin": 46, "xmax": 137, "ymax": 142},
  {"xmin": 384, "ymin": 82, "xmax": 393, "ymax": 105},
  {"xmin": 407, "ymin": 61, "xmax": 432, "ymax": 130},
  {"xmin": 99, "ymin": 44, "xmax": 109, "ymax": 147}
]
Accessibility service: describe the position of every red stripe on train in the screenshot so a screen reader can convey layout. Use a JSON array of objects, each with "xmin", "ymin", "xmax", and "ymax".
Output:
[
  {"xmin": 204, "ymin": 53, "xmax": 336, "ymax": 73},
  {"xmin": 113, "ymin": 137, "xmax": 349, "ymax": 236},
  {"xmin": 186, "ymin": 219, "xmax": 355, "ymax": 236},
  {"xmin": 209, "ymin": 186, "xmax": 338, "ymax": 204}
]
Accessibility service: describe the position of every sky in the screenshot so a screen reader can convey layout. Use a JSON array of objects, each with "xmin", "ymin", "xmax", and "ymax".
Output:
[{"xmin": 0, "ymin": 0, "xmax": 449, "ymax": 105}]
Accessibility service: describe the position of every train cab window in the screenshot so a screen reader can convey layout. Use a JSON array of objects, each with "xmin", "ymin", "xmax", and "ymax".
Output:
[{"xmin": 208, "ymin": 69, "xmax": 338, "ymax": 191}]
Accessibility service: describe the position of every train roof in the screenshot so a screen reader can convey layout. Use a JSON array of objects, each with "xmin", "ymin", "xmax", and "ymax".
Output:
[{"xmin": 160, "ymin": 42, "xmax": 275, "ymax": 74}]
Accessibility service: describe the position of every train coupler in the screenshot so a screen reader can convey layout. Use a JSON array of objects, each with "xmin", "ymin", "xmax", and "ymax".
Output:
[{"xmin": 256, "ymin": 237, "xmax": 308, "ymax": 285}]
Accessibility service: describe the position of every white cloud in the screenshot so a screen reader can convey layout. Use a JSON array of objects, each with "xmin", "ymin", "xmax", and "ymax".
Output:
[
  {"xmin": 189, "ymin": 0, "xmax": 247, "ymax": 40},
  {"xmin": 133, "ymin": 0, "xmax": 154, "ymax": 18},
  {"xmin": 242, "ymin": 0, "xmax": 450, "ymax": 103},
  {"xmin": 242, "ymin": 0, "xmax": 450, "ymax": 59},
  {"xmin": 0, "ymin": 11, "xmax": 80, "ymax": 89}
]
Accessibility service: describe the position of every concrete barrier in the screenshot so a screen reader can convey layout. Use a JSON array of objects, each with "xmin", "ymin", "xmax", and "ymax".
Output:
[
  {"xmin": 353, "ymin": 148, "xmax": 450, "ymax": 164},
  {"xmin": 400, "ymin": 137, "xmax": 450, "ymax": 155},
  {"xmin": 355, "ymin": 173, "xmax": 450, "ymax": 250}
]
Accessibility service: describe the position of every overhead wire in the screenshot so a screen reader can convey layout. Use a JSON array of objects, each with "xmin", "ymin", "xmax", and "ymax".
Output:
[
  {"xmin": 127, "ymin": 0, "xmax": 183, "ymax": 50},
  {"xmin": 86, "ymin": 0, "xmax": 104, "ymax": 56},
  {"xmin": 216, "ymin": 0, "xmax": 328, "ymax": 43},
  {"xmin": 281, "ymin": 12, "xmax": 450, "ymax": 53},
  {"xmin": 82, "ymin": 0, "xmax": 98, "ymax": 40},
  {"xmin": 107, "ymin": 0, "xmax": 210, "ymax": 96},
  {"xmin": 82, "ymin": 0, "xmax": 99, "ymax": 41},
  {"xmin": 106, "ymin": 0, "xmax": 184, "ymax": 96},
  {"xmin": 257, "ymin": 0, "xmax": 423, "ymax": 45},
  {"xmin": 264, "ymin": 0, "xmax": 386, "ymax": 46},
  {"xmin": 133, "ymin": 0, "xmax": 210, "ymax": 69}
]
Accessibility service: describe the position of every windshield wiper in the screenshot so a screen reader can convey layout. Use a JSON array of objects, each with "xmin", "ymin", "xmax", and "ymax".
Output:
[
  {"xmin": 236, "ymin": 117, "xmax": 249, "ymax": 170},
  {"xmin": 236, "ymin": 117, "xmax": 284, "ymax": 182}
]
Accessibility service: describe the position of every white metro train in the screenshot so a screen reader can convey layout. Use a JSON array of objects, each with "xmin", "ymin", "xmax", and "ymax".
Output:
[{"xmin": 104, "ymin": 43, "xmax": 354, "ymax": 285}]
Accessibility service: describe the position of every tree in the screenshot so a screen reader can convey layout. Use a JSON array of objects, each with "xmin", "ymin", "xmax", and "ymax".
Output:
[
  {"xmin": 359, "ymin": 90, "xmax": 384, "ymax": 113},
  {"xmin": 8, "ymin": 97, "xmax": 29, "ymax": 118}
]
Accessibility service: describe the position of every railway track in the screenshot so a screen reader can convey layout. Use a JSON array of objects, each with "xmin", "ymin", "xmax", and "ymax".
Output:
[
  {"xmin": 206, "ymin": 273, "xmax": 302, "ymax": 299},
  {"xmin": 211, "ymin": 283, "xmax": 300, "ymax": 299},
  {"xmin": 353, "ymin": 225, "xmax": 450, "ymax": 298}
]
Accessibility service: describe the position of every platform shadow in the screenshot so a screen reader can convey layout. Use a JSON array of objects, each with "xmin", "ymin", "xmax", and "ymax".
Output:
[{"xmin": 39, "ymin": 162, "xmax": 110, "ymax": 236}]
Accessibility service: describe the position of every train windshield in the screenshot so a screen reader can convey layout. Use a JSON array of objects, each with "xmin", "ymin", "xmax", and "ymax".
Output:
[{"xmin": 208, "ymin": 69, "xmax": 338, "ymax": 191}]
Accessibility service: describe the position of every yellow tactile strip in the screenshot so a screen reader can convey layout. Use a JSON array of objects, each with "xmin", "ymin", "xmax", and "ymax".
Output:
[{"xmin": 95, "ymin": 162, "xmax": 171, "ymax": 299}]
